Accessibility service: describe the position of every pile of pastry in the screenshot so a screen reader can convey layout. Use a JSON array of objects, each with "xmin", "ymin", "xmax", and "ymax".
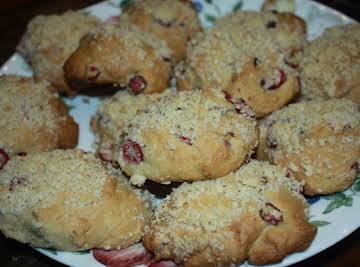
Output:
[{"xmin": 0, "ymin": 0, "xmax": 359, "ymax": 266}]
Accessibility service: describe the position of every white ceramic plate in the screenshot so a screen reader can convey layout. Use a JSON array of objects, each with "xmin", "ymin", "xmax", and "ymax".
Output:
[{"xmin": 1, "ymin": 0, "xmax": 359, "ymax": 266}]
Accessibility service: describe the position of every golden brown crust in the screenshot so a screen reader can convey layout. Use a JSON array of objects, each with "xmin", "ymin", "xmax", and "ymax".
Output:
[
  {"xmin": 262, "ymin": 99, "xmax": 360, "ymax": 195},
  {"xmin": 17, "ymin": 10, "xmax": 100, "ymax": 95},
  {"xmin": 0, "ymin": 150, "xmax": 151, "ymax": 251},
  {"xmin": 114, "ymin": 90, "xmax": 258, "ymax": 183},
  {"xmin": 64, "ymin": 23, "xmax": 172, "ymax": 94},
  {"xmin": 0, "ymin": 75, "xmax": 78, "ymax": 156},
  {"xmin": 176, "ymin": 11, "xmax": 307, "ymax": 92},
  {"xmin": 143, "ymin": 161, "xmax": 316, "ymax": 266},
  {"xmin": 299, "ymin": 24, "xmax": 360, "ymax": 104},
  {"xmin": 120, "ymin": 0, "xmax": 202, "ymax": 63}
]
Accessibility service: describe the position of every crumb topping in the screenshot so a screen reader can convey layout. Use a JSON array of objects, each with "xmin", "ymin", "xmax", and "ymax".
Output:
[
  {"xmin": 300, "ymin": 23, "xmax": 360, "ymax": 99},
  {"xmin": 177, "ymin": 11, "xmax": 305, "ymax": 88},
  {"xmin": 267, "ymin": 99, "xmax": 360, "ymax": 155},
  {"xmin": 147, "ymin": 160, "xmax": 305, "ymax": 260},
  {"xmin": 93, "ymin": 89, "xmax": 173, "ymax": 147},
  {"xmin": 0, "ymin": 75, "xmax": 71, "ymax": 153},
  {"xmin": 92, "ymin": 23, "xmax": 172, "ymax": 62},
  {"xmin": 120, "ymin": 90, "xmax": 257, "ymax": 148},
  {"xmin": 0, "ymin": 150, "xmax": 133, "ymax": 215},
  {"xmin": 17, "ymin": 10, "xmax": 100, "ymax": 83}
]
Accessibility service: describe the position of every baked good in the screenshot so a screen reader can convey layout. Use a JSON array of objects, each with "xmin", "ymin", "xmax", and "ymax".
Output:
[
  {"xmin": 262, "ymin": 99, "xmax": 360, "ymax": 195},
  {"xmin": 64, "ymin": 23, "xmax": 172, "ymax": 94},
  {"xmin": 119, "ymin": 0, "xmax": 202, "ymax": 63},
  {"xmin": 176, "ymin": 10, "xmax": 306, "ymax": 93},
  {"xmin": 143, "ymin": 160, "xmax": 316, "ymax": 266},
  {"xmin": 91, "ymin": 89, "xmax": 173, "ymax": 161},
  {"xmin": 0, "ymin": 150, "xmax": 151, "ymax": 251},
  {"xmin": 0, "ymin": 75, "xmax": 78, "ymax": 161},
  {"xmin": 114, "ymin": 90, "xmax": 258, "ymax": 184},
  {"xmin": 299, "ymin": 23, "xmax": 360, "ymax": 104},
  {"xmin": 17, "ymin": 10, "xmax": 100, "ymax": 95}
]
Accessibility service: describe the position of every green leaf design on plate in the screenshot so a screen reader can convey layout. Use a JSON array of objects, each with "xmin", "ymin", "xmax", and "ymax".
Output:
[
  {"xmin": 204, "ymin": 0, "xmax": 213, "ymax": 4},
  {"xmin": 119, "ymin": 0, "xmax": 133, "ymax": 9},
  {"xmin": 353, "ymin": 176, "xmax": 360, "ymax": 192},
  {"xmin": 43, "ymin": 248, "xmax": 58, "ymax": 255},
  {"xmin": 323, "ymin": 192, "xmax": 346, "ymax": 201},
  {"xmin": 204, "ymin": 14, "xmax": 217, "ymax": 23},
  {"xmin": 323, "ymin": 193, "xmax": 353, "ymax": 214},
  {"xmin": 310, "ymin": 220, "xmax": 331, "ymax": 227},
  {"xmin": 233, "ymin": 1, "xmax": 243, "ymax": 12}
]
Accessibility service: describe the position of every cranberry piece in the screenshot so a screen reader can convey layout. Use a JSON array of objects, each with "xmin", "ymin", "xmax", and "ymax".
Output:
[
  {"xmin": 129, "ymin": 75, "xmax": 147, "ymax": 94},
  {"xmin": 122, "ymin": 140, "xmax": 144, "ymax": 164},
  {"xmin": 284, "ymin": 58, "xmax": 299, "ymax": 69},
  {"xmin": 234, "ymin": 99, "xmax": 256, "ymax": 120},
  {"xmin": 87, "ymin": 66, "xmax": 101, "ymax": 81},
  {"xmin": 286, "ymin": 169, "xmax": 293, "ymax": 178},
  {"xmin": 9, "ymin": 177, "xmax": 27, "ymax": 191},
  {"xmin": 351, "ymin": 162, "xmax": 359, "ymax": 173},
  {"xmin": 261, "ymin": 69, "xmax": 287, "ymax": 90},
  {"xmin": 180, "ymin": 135, "xmax": 193, "ymax": 145},
  {"xmin": 223, "ymin": 91, "xmax": 234, "ymax": 103},
  {"xmin": 224, "ymin": 140, "xmax": 231, "ymax": 148},
  {"xmin": 266, "ymin": 136, "xmax": 278, "ymax": 149},
  {"xmin": 260, "ymin": 202, "xmax": 283, "ymax": 225},
  {"xmin": 0, "ymin": 149, "xmax": 9, "ymax": 170},
  {"xmin": 98, "ymin": 144, "xmax": 113, "ymax": 162}
]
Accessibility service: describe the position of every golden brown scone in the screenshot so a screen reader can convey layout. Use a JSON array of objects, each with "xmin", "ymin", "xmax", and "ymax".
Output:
[
  {"xmin": 0, "ymin": 75, "xmax": 78, "ymax": 163},
  {"xmin": 262, "ymin": 99, "xmax": 360, "ymax": 196},
  {"xmin": 224, "ymin": 56, "xmax": 301, "ymax": 118},
  {"xmin": 91, "ymin": 89, "xmax": 174, "ymax": 161},
  {"xmin": 0, "ymin": 150, "xmax": 151, "ymax": 251},
  {"xmin": 143, "ymin": 160, "xmax": 316, "ymax": 267},
  {"xmin": 261, "ymin": 0, "xmax": 296, "ymax": 13},
  {"xmin": 64, "ymin": 23, "xmax": 172, "ymax": 94},
  {"xmin": 17, "ymin": 10, "xmax": 100, "ymax": 95},
  {"xmin": 119, "ymin": 0, "xmax": 202, "ymax": 63},
  {"xmin": 176, "ymin": 11, "xmax": 306, "ymax": 93},
  {"xmin": 114, "ymin": 90, "xmax": 258, "ymax": 184},
  {"xmin": 299, "ymin": 24, "xmax": 360, "ymax": 104}
]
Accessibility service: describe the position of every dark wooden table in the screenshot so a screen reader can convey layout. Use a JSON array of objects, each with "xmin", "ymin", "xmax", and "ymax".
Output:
[{"xmin": 0, "ymin": 0, "xmax": 359, "ymax": 266}]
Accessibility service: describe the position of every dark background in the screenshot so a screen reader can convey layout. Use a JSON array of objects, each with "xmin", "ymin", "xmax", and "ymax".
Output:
[{"xmin": 0, "ymin": 0, "xmax": 359, "ymax": 266}]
